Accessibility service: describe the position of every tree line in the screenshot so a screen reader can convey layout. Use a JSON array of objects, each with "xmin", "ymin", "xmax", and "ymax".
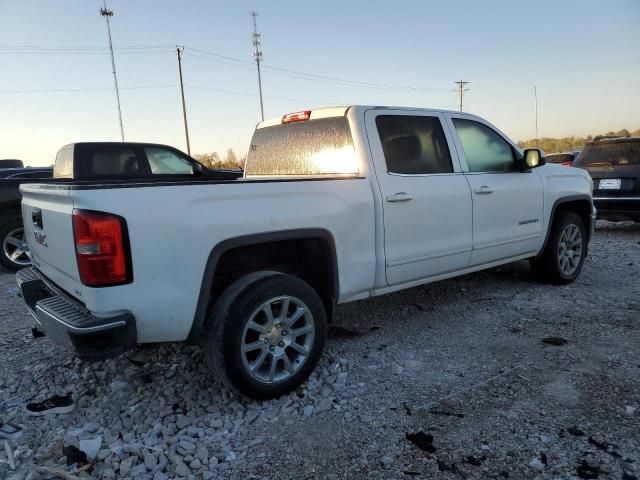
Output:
[
  {"xmin": 517, "ymin": 128, "xmax": 640, "ymax": 153},
  {"xmin": 194, "ymin": 148, "xmax": 246, "ymax": 170}
]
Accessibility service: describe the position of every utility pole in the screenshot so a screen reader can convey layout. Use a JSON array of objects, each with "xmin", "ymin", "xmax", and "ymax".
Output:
[
  {"xmin": 176, "ymin": 47, "xmax": 191, "ymax": 155},
  {"xmin": 100, "ymin": 0, "xmax": 124, "ymax": 141},
  {"xmin": 454, "ymin": 80, "xmax": 470, "ymax": 112},
  {"xmin": 251, "ymin": 11, "xmax": 264, "ymax": 121},
  {"xmin": 534, "ymin": 86, "xmax": 539, "ymax": 142}
]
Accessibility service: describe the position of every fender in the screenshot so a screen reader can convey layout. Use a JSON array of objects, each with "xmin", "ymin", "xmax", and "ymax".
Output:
[
  {"xmin": 187, "ymin": 228, "xmax": 339, "ymax": 343},
  {"xmin": 537, "ymin": 194, "xmax": 595, "ymax": 257}
]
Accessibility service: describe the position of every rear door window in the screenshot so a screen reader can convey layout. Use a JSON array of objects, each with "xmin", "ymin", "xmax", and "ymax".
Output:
[
  {"xmin": 144, "ymin": 147, "xmax": 194, "ymax": 175},
  {"xmin": 376, "ymin": 115, "xmax": 453, "ymax": 174}
]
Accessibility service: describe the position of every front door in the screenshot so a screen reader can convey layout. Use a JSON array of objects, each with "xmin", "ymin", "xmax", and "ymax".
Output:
[
  {"xmin": 447, "ymin": 116, "xmax": 544, "ymax": 266},
  {"xmin": 365, "ymin": 110, "xmax": 473, "ymax": 286}
]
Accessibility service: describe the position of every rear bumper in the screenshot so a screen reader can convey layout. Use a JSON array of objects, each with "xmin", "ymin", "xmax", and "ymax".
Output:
[
  {"xmin": 16, "ymin": 267, "xmax": 136, "ymax": 361},
  {"xmin": 593, "ymin": 197, "xmax": 640, "ymax": 220}
]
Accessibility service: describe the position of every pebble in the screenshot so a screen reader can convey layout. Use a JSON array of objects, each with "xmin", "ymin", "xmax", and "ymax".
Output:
[
  {"xmin": 174, "ymin": 461, "xmax": 190, "ymax": 477},
  {"xmin": 391, "ymin": 363, "xmax": 404, "ymax": 375},
  {"xmin": 315, "ymin": 398, "xmax": 333, "ymax": 414},
  {"xmin": 144, "ymin": 451, "xmax": 158, "ymax": 470},
  {"xmin": 176, "ymin": 415, "xmax": 192, "ymax": 429},
  {"xmin": 119, "ymin": 456, "xmax": 135, "ymax": 476},
  {"xmin": 529, "ymin": 458, "xmax": 545, "ymax": 471}
]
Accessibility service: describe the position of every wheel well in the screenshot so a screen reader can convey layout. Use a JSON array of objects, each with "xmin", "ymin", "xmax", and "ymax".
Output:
[
  {"xmin": 189, "ymin": 233, "xmax": 338, "ymax": 343},
  {"xmin": 555, "ymin": 199, "xmax": 591, "ymax": 232}
]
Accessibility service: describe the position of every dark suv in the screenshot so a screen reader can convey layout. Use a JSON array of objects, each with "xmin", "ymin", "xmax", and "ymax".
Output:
[{"xmin": 573, "ymin": 136, "xmax": 640, "ymax": 222}]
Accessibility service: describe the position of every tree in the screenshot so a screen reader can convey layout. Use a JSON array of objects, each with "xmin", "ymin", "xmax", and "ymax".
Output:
[
  {"xmin": 615, "ymin": 129, "xmax": 630, "ymax": 137},
  {"xmin": 194, "ymin": 152, "xmax": 221, "ymax": 169},
  {"xmin": 225, "ymin": 148, "xmax": 238, "ymax": 168}
]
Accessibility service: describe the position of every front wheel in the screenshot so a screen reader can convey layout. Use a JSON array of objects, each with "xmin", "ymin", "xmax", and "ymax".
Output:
[
  {"xmin": 204, "ymin": 272, "xmax": 327, "ymax": 400},
  {"xmin": 531, "ymin": 211, "xmax": 586, "ymax": 284}
]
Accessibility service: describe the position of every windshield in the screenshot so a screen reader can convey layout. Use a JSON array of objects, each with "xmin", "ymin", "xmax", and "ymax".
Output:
[{"xmin": 573, "ymin": 140, "xmax": 640, "ymax": 167}]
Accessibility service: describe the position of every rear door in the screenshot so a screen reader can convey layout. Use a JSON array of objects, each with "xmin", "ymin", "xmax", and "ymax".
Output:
[
  {"xmin": 365, "ymin": 109, "xmax": 472, "ymax": 286},
  {"xmin": 446, "ymin": 114, "xmax": 544, "ymax": 266}
]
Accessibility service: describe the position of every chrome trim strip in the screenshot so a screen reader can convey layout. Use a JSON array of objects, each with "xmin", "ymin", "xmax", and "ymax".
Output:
[
  {"xmin": 386, "ymin": 247, "xmax": 472, "ymax": 267},
  {"xmin": 473, "ymin": 234, "xmax": 541, "ymax": 251}
]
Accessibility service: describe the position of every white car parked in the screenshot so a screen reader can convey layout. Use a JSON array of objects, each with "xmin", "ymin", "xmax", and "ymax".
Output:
[{"xmin": 17, "ymin": 106, "xmax": 595, "ymax": 399}]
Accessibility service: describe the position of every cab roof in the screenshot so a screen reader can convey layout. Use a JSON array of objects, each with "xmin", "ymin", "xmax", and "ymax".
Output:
[{"xmin": 256, "ymin": 105, "xmax": 473, "ymax": 129}]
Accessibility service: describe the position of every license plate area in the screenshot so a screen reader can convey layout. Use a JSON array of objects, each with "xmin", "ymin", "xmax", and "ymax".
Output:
[{"xmin": 599, "ymin": 179, "xmax": 621, "ymax": 189}]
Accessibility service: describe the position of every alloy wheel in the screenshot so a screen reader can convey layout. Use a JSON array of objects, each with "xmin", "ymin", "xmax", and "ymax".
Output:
[
  {"xmin": 557, "ymin": 224, "xmax": 583, "ymax": 276},
  {"xmin": 3, "ymin": 227, "xmax": 30, "ymax": 267},
  {"xmin": 240, "ymin": 296, "xmax": 315, "ymax": 384}
]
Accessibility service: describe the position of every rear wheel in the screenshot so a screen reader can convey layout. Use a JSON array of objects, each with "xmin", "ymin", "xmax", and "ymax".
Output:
[
  {"xmin": 0, "ymin": 220, "xmax": 31, "ymax": 271},
  {"xmin": 531, "ymin": 211, "xmax": 586, "ymax": 284},
  {"xmin": 204, "ymin": 271, "xmax": 327, "ymax": 400}
]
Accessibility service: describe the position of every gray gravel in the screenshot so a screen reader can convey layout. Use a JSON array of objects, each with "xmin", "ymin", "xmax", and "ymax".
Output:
[{"xmin": 1, "ymin": 221, "xmax": 638, "ymax": 479}]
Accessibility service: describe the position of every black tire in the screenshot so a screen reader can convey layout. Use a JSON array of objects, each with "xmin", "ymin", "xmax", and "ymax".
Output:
[
  {"xmin": 0, "ymin": 219, "xmax": 31, "ymax": 272},
  {"xmin": 530, "ymin": 211, "xmax": 586, "ymax": 284},
  {"xmin": 204, "ymin": 271, "xmax": 327, "ymax": 400}
]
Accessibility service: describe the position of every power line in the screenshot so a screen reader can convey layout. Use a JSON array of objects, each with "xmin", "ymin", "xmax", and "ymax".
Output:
[
  {"xmin": 0, "ymin": 85, "xmax": 175, "ymax": 93},
  {"xmin": 1, "ymin": 43, "xmax": 451, "ymax": 93}
]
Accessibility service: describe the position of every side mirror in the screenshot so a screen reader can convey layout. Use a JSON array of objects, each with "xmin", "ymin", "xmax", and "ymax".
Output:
[{"xmin": 522, "ymin": 148, "xmax": 546, "ymax": 169}]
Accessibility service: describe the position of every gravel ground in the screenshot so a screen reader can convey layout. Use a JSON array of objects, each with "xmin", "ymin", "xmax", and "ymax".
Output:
[{"xmin": 1, "ymin": 221, "xmax": 638, "ymax": 480}]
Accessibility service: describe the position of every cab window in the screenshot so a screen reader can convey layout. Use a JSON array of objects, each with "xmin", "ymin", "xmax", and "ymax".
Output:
[
  {"xmin": 453, "ymin": 119, "xmax": 515, "ymax": 172},
  {"xmin": 145, "ymin": 147, "xmax": 194, "ymax": 175},
  {"xmin": 376, "ymin": 115, "xmax": 453, "ymax": 174}
]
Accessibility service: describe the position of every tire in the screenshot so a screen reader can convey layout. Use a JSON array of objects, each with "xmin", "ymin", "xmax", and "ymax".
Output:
[
  {"xmin": 204, "ymin": 271, "xmax": 327, "ymax": 400},
  {"xmin": 0, "ymin": 220, "xmax": 31, "ymax": 272},
  {"xmin": 530, "ymin": 211, "xmax": 586, "ymax": 284}
]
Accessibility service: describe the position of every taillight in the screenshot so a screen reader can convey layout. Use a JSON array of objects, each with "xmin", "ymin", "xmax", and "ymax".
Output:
[
  {"xmin": 72, "ymin": 209, "xmax": 131, "ymax": 287},
  {"xmin": 561, "ymin": 161, "xmax": 573, "ymax": 167},
  {"xmin": 282, "ymin": 110, "xmax": 311, "ymax": 124}
]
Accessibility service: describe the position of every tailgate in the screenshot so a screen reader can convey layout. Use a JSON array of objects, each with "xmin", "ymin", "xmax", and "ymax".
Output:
[{"xmin": 20, "ymin": 184, "xmax": 83, "ymax": 299}]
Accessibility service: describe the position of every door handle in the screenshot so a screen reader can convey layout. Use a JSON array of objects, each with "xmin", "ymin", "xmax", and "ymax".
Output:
[
  {"xmin": 386, "ymin": 192, "xmax": 414, "ymax": 203},
  {"xmin": 474, "ymin": 186, "xmax": 494, "ymax": 195}
]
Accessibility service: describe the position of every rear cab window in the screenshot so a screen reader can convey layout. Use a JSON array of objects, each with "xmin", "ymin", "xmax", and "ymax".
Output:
[
  {"xmin": 245, "ymin": 117, "xmax": 358, "ymax": 177},
  {"xmin": 574, "ymin": 139, "xmax": 640, "ymax": 167}
]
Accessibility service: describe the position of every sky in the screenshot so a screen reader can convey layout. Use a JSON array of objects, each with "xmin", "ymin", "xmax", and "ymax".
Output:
[{"xmin": 0, "ymin": 0, "xmax": 639, "ymax": 167}]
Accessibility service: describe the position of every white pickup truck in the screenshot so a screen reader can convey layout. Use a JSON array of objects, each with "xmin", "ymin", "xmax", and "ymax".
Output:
[{"xmin": 17, "ymin": 106, "xmax": 595, "ymax": 399}]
